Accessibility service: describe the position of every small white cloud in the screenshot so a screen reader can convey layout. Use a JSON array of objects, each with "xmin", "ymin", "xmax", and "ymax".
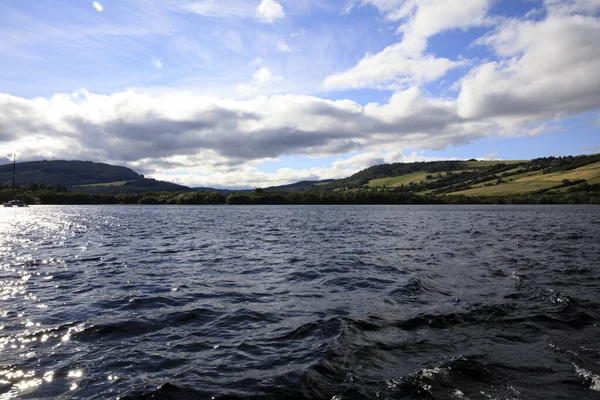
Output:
[
  {"xmin": 253, "ymin": 67, "xmax": 282, "ymax": 85},
  {"xmin": 478, "ymin": 150, "xmax": 500, "ymax": 160},
  {"xmin": 151, "ymin": 57, "xmax": 163, "ymax": 69},
  {"xmin": 277, "ymin": 40, "xmax": 292, "ymax": 52},
  {"xmin": 237, "ymin": 67, "xmax": 283, "ymax": 96},
  {"xmin": 256, "ymin": 0, "xmax": 285, "ymax": 23}
]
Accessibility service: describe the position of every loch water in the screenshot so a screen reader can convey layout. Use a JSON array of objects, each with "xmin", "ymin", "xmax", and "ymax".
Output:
[{"xmin": 1, "ymin": 205, "xmax": 600, "ymax": 400}]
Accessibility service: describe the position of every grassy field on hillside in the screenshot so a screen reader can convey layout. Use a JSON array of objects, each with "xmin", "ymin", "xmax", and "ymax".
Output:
[
  {"xmin": 76, "ymin": 181, "xmax": 128, "ymax": 187},
  {"xmin": 367, "ymin": 172, "xmax": 433, "ymax": 188},
  {"xmin": 366, "ymin": 161, "xmax": 529, "ymax": 190},
  {"xmin": 358, "ymin": 157, "xmax": 600, "ymax": 197},
  {"xmin": 454, "ymin": 162, "xmax": 600, "ymax": 196}
]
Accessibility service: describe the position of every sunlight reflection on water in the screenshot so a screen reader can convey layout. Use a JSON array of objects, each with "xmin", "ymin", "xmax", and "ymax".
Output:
[{"xmin": 1, "ymin": 207, "xmax": 89, "ymax": 397}]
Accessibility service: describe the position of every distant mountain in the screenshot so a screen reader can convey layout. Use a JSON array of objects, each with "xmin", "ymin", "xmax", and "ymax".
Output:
[{"xmin": 0, "ymin": 160, "xmax": 193, "ymax": 193}]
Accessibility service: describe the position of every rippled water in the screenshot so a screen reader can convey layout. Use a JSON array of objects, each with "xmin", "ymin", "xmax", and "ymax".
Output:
[{"xmin": 1, "ymin": 205, "xmax": 600, "ymax": 399}]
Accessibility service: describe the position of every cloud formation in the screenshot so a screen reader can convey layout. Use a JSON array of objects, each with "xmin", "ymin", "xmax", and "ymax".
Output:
[
  {"xmin": 459, "ymin": 4, "xmax": 600, "ymax": 122},
  {"xmin": 0, "ymin": 84, "xmax": 543, "ymax": 174},
  {"xmin": 326, "ymin": 0, "xmax": 492, "ymax": 90},
  {"xmin": 323, "ymin": 46, "xmax": 463, "ymax": 90},
  {"xmin": 256, "ymin": 0, "xmax": 285, "ymax": 23}
]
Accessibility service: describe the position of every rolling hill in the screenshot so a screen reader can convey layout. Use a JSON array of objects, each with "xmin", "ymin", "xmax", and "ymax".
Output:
[
  {"xmin": 0, "ymin": 160, "xmax": 192, "ymax": 193},
  {"xmin": 260, "ymin": 153, "xmax": 600, "ymax": 197}
]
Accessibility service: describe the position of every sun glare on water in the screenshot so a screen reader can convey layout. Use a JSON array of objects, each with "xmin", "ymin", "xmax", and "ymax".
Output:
[{"xmin": 92, "ymin": 1, "xmax": 104, "ymax": 12}]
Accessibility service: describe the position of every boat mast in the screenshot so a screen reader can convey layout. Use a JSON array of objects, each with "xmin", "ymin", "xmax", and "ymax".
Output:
[{"xmin": 12, "ymin": 154, "xmax": 15, "ymax": 199}]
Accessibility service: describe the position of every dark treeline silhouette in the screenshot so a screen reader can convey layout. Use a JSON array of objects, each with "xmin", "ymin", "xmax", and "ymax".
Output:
[{"xmin": 2, "ymin": 183, "xmax": 599, "ymax": 205}]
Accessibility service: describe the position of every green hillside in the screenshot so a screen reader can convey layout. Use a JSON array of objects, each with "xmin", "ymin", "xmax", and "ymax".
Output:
[
  {"xmin": 0, "ymin": 160, "xmax": 192, "ymax": 194},
  {"xmin": 262, "ymin": 154, "xmax": 600, "ymax": 197},
  {"xmin": 0, "ymin": 160, "xmax": 140, "ymax": 185}
]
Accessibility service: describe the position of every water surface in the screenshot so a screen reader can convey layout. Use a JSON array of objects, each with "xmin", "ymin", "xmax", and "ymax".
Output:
[{"xmin": 1, "ymin": 205, "xmax": 599, "ymax": 399}]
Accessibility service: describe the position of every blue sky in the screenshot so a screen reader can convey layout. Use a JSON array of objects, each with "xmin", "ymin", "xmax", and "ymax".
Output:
[{"xmin": 0, "ymin": 0, "xmax": 599, "ymax": 188}]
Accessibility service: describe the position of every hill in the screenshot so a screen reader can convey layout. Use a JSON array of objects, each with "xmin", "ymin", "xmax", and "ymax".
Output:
[
  {"xmin": 256, "ymin": 154, "xmax": 600, "ymax": 197},
  {"xmin": 0, "ymin": 160, "xmax": 192, "ymax": 193},
  {"xmin": 0, "ymin": 160, "xmax": 141, "ymax": 185}
]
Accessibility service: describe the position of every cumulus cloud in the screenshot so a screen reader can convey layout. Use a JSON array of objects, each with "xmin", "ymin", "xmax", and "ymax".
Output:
[
  {"xmin": 256, "ymin": 0, "xmax": 285, "ymax": 23},
  {"xmin": 323, "ymin": 46, "xmax": 463, "ymax": 90},
  {"xmin": 325, "ymin": 0, "xmax": 492, "ymax": 90},
  {"xmin": 0, "ymin": 88, "xmax": 466, "ymax": 166},
  {"xmin": 0, "ymin": 84, "xmax": 534, "ymax": 178},
  {"xmin": 459, "ymin": 9, "xmax": 600, "ymax": 122}
]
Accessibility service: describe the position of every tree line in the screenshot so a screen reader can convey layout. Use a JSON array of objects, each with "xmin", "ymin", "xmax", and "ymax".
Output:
[{"xmin": 2, "ymin": 183, "xmax": 599, "ymax": 205}]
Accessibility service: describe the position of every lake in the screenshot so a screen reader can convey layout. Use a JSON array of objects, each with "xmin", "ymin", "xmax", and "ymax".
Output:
[{"xmin": 1, "ymin": 205, "xmax": 599, "ymax": 399}]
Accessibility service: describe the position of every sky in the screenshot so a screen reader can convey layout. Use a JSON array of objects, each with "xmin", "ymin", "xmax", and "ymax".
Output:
[{"xmin": 0, "ymin": 0, "xmax": 599, "ymax": 189}]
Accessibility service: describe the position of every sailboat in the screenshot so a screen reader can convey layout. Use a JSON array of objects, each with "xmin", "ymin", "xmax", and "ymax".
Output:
[{"xmin": 3, "ymin": 155, "xmax": 27, "ymax": 207}]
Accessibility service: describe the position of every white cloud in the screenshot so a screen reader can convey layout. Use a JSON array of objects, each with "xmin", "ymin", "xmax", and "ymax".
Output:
[
  {"xmin": 237, "ymin": 67, "xmax": 284, "ymax": 96},
  {"xmin": 324, "ymin": 0, "xmax": 492, "ymax": 90},
  {"xmin": 323, "ymin": 44, "xmax": 463, "ymax": 90},
  {"xmin": 0, "ymin": 86, "xmax": 526, "ymax": 171},
  {"xmin": 545, "ymin": 0, "xmax": 600, "ymax": 16},
  {"xmin": 477, "ymin": 150, "xmax": 500, "ymax": 161},
  {"xmin": 277, "ymin": 40, "xmax": 292, "ymax": 52},
  {"xmin": 254, "ymin": 67, "xmax": 282, "ymax": 85},
  {"xmin": 151, "ymin": 57, "xmax": 163, "ymax": 69},
  {"xmin": 256, "ymin": 0, "xmax": 285, "ymax": 23},
  {"xmin": 458, "ymin": 12, "xmax": 600, "ymax": 122}
]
